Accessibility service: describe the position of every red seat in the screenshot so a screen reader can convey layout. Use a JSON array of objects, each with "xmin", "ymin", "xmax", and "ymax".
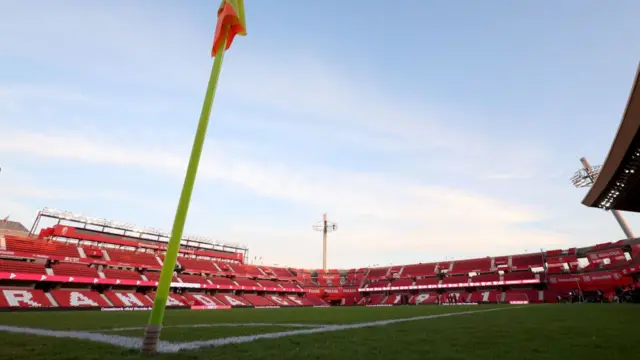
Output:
[
  {"xmin": 235, "ymin": 278, "xmax": 260, "ymax": 287},
  {"xmin": 401, "ymin": 263, "xmax": 436, "ymax": 277},
  {"xmin": 511, "ymin": 254, "xmax": 544, "ymax": 270},
  {"xmin": 177, "ymin": 274, "xmax": 210, "ymax": 284},
  {"xmin": 0, "ymin": 288, "xmax": 52, "ymax": 308},
  {"xmin": 177, "ymin": 257, "xmax": 218, "ymax": 274},
  {"xmin": 257, "ymin": 279, "xmax": 281, "ymax": 289},
  {"xmin": 104, "ymin": 291, "xmax": 152, "ymax": 307},
  {"xmin": 450, "ymin": 258, "xmax": 492, "ymax": 274},
  {"xmin": 391, "ymin": 278, "xmax": 414, "ymax": 287},
  {"xmin": 52, "ymin": 263, "xmax": 99, "ymax": 277},
  {"xmin": 182, "ymin": 292, "xmax": 225, "ymax": 306},
  {"xmin": 0, "ymin": 259, "xmax": 46, "ymax": 274},
  {"xmin": 50, "ymin": 289, "xmax": 110, "ymax": 307},
  {"xmin": 106, "ymin": 249, "xmax": 160, "ymax": 268},
  {"xmin": 214, "ymin": 293, "xmax": 251, "ymax": 306},
  {"xmin": 143, "ymin": 271, "xmax": 178, "ymax": 282},
  {"xmin": 504, "ymin": 289, "xmax": 540, "ymax": 303},
  {"xmin": 305, "ymin": 295, "xmax": 328, "ymax": 306},
  {"xmin": 468, "ymin": 290, "xmax": 501, "ymax": 303},
  {"xmin": 408, "ymin": 293, "xmax": 438, "ymax": 305},
  {"xmin": 103, "ymin": 268, "xmax": 143, "ymax": 280},
  {"xmin": 242, "ymin": 294, "xmax": 275, "ymax": 306},
  {"xmin": 4, "ymin": 236, "xmax": 79, "ymax": 258}
]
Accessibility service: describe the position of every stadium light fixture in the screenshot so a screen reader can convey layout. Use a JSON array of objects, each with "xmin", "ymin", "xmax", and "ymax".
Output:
[
  {"xmin": 313, "ymin": 213, "xmax": 338, "ymax": 271},
  {"xmin": 38, "ymin": 207, "xmax": 246, "ymax": 249},
  {"xmin": 571, "ymin": 157, "xmax": 634, "ymax": 239}
]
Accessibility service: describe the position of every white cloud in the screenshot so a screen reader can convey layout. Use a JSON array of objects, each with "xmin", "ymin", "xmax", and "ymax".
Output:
[
  {"xmin": 0, "ymin": 1, "xmax": 587, "ymax": 268},
  {"xmin": 0, "ymin": 128, "xmax": 571, "ymax": 267}
]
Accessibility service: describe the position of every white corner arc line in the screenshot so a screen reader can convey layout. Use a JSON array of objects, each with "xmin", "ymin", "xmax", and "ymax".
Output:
[
  {"xmin": 157, "ymin": 306, "xmax": 530, "ymax": 353},
  {"xmin": 99, "ymin": 323, "xmax": 327, "ymax": 333},
  {"xmin": 0, "ymin": 325, "xmax": 169, "ymax": 350}
]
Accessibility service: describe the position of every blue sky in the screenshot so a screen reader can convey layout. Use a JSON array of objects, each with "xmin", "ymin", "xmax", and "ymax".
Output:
[{"xmin": 1, "ymin": 0, "xmax": 639, "ymax": 268}]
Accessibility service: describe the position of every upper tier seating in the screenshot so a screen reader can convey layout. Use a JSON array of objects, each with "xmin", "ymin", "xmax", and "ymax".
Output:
[
  {"xmin": 503, "ymin": 271, "xmax": 536, "ymax": 282},
  {"xmin": 511, "ymin": 254, "xmax": 544, "ymax": 270},
  {"xmin": 103, "ymin": 268, "xmax": 143, "ymax": 281},
  {"xmin": 366, "ymin": 267, "xmax": 389, "ymax": 279},
  {"xmin": 391, "ymin": 278, "xmax": 414, "ymax": 287},
  {"xmin": 401, "ymin": 263, "xmax": 436, "ymax": 277},
  {"xmin": 106, "ymin": 249, "xmax": 160, "ymax": 268},
  {"xmin": 450, "ymin": 258, "xmax": 492, "ymax": 274},
  {"xmin": 177, "ymin": 257, "xmax": 218, "ymax": 273},
  {"xmin": 51, "ymin": 263, "xmax": 100, "ymax": 277},
  {"xmin": 257, "ymin": 279, "xmax": 281, "ymax": 288},
  {"xmin": 235, "ymin": 278, "xmax": 260, "ymax": 287},
  {"xmin": 268, "ymin": 267, "xmax": 295, "ymax": 280},
  {"xmin": 470, "ymin": 273, "xmax": 500, "ymax": 283},
  {"xmin": 244, "ymin": 265, "xmax": 265, "ymax": 278},
  {"xmin": 0, "ymin": 259, "xmax": 46, "ymax": 274},
  {"xmin": 415, "ymin": 277, "xmax": 440, "ymax": 286},
  {"xmin": 366, "ymin": 280, "xmax": 389, "ymax": 288},
  {"xmin": 143, "ymin": 271, "xmax": 178, "ymax": 282},
  {"xmin": 442, "ymin": 276, "xmax": 469, "ymax": 285},
  {"xmin": 5, "ymin": 236, "xmax": 79, "ymax": 258},
  {"xmin": 209, "ymin": 277, "xmax": 237, "ymax": 286},
  {"xmin": 178, "ymin": 274, "xmax": 210, "ymax": 285}
]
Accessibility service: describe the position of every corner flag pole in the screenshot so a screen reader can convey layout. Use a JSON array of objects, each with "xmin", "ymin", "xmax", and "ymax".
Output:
[{"xmin": 140, "ymin": 26, "xmax": 231, "ymax": 355}]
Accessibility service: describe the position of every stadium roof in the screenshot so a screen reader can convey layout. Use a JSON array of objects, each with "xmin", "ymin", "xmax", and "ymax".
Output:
[{"xmin": 583, "ymin": 62, "xmax": 640, "ymax": 212}]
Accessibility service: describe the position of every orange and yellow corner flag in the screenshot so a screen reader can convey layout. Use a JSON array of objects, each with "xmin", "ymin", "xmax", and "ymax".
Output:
[{"xmin": 211, "ymin": 0, "xmax": 247, "ymax": 57}]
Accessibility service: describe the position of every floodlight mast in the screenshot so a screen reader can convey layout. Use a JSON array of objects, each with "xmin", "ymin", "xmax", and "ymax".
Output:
[
  {"xmin": 572, "ymin": 157, "xmax": 635, "ymax": 239},
  {"xmin": 312, "ymin": 213, "xmax": 337, "ymax": 271}
]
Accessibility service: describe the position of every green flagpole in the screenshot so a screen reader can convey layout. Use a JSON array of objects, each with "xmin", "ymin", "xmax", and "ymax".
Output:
[{"xmin": 141, "ymin": 25, "xmax": 230, "ymax": 355}]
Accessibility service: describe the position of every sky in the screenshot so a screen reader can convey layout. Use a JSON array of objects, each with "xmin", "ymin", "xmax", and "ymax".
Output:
[{"xmin": 1, "ymin": 1, "xmax": 639, "ymax": 269}]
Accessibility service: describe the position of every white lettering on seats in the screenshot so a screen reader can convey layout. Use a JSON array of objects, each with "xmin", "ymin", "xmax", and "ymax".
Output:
[
  {"xmin": 481, "ymin": 291, "xmax": 491, "ymax": 302},
  {"xmin": 69, "ymin": 292, "xmax": 99, "ymax": 307},
  {"xmin": 269, "ymin": 296, "xmax": 289, "ymax": 306},
  {"xmin": 192, "ymin": 294, "xmax": 217, "ymax": 306},
  {"xmin": 3, "ymin": 290, "xmax": 43, "ymax": 307},
  {"xmin": 415, "ymin": 294, "xmax": 430, "ymax": 304},
  {"xmin": 392, "ymin": 294, "xmax": 402, "ymax": 304},
  {"xmin": 287, "ymin": 296, "xmax": 304, "ymax": 305},
  {"xmin": 223, "ymin": 295, "xmax": 245, "ymax": 306},
  {"xmin": 166, "ymin": 295, "xmax": 184, "ymax": 306},
  {"xmin": 115, "ymin": 292, "xmax": 144, "ymax": 306}
]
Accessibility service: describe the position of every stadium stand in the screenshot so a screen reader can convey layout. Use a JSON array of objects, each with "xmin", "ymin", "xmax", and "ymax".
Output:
[{"xmin": 1, "ymin": 211, "xmax": 639, "ymax": 310}]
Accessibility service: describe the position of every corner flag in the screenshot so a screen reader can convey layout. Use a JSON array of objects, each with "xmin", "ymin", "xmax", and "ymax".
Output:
[{"xmin": 141, "ymin": 0, "xmax": 247, "ymax": 354}]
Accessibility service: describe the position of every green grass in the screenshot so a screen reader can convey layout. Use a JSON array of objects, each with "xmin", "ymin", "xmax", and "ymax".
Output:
[{"xmin": 0, "ymin": 305, "xmax": 638, "ymax": 360}]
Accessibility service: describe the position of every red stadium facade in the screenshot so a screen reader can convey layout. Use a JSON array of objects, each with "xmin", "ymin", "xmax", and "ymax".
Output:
[{"xmin": 0, "ymin": 208, "xmax": 638, "ymax": 310}]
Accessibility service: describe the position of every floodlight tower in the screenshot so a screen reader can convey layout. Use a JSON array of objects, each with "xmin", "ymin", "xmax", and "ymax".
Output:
[
  {"xmin": 571, "ymin": 157, "xmax": 635, "ymax": 239},
  {"xmin": 312, "ymin": 213, "xmax": 338, "ymax": 271}
]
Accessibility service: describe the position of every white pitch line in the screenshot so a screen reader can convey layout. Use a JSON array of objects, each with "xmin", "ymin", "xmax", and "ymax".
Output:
[
  {"xmin": 0, "ymin": 306, "xmax": 531, "ymax": 353},
  {"xmin": 99, "ymin": 322, "xmax": 328, "ymax": 332},
  {"xmin": 157, "ymin": 306, "xmax": 529, "ymax": 353},
  {"xmin": 0, "ymin": 324, "xmax": 171, "ymax": 350}
]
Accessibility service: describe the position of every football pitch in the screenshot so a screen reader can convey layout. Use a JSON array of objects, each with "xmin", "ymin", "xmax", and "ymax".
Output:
[{"xmin": 0, "ymin": 304, "xmax": 637, "ymax": 359}]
